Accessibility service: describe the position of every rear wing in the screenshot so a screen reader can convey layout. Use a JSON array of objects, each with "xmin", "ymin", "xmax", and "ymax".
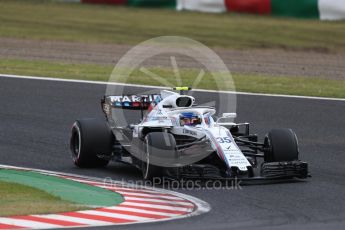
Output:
[{"xmin": 101, "ymin": 94, "xmax": 161, "ymax": 111}]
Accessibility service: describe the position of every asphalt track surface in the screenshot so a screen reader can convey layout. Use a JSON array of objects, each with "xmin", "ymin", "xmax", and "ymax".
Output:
[{"xmin": 1, "ymin": 76, "xmax": 345, "ymax": 230}]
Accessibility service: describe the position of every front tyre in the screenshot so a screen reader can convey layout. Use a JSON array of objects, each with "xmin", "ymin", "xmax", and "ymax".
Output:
[
  {"xmin": 70, "ymin": 119, "xmax": 113, "ymax": 168},
  {"xmin": 264, "ymin": 129, "xmax": 299, "ymax": 162},
  {"xmin": 141, "ymin": 132, "xmax": 176, "ymax": 180}
]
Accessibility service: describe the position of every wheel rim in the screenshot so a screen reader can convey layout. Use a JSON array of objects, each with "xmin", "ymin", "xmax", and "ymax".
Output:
[
  {"xmin": 142, "ymin": 137, "xmax": 150, "ymax": 179},
  {"xmin": 292, "ymin": 130, "xmax": 300, "ymax": 158},
  {"xmin": 73, "ymin": 134, "xmax": 80, "ymax": 155},
  {"xmin": 263, "ymin": 136, "xmax": 272, "ymax": 162},
  {"xmin": 71, "ymin": 124, "xmax": 82, "ymax": 160}
]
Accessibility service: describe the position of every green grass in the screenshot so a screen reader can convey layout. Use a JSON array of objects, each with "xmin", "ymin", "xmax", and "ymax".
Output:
[
  {"xmin": 0, "ymin": 181, "xmax": 85, "ymax": 217},
  {"xmin": 1, "ymin": 58, "xmax": 344, "ymax": 98},
  {"xmin": 0, "ymin": 0, "xmax": 345, "ymax": 51}
]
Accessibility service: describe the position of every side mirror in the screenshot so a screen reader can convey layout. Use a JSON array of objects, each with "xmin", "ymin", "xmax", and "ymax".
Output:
[
  {"xmin": 216, "ymin": 113, "xmax": 237, "ymax": 126},
  {"xmin": 222, "ymin": 113, "xmax": 237, "ymax": 119}
]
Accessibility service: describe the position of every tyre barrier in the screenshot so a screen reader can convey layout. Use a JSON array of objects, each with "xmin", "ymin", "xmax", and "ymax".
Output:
[{"xmin": 61, "ymin": 0, "xmax": 345, "ymax": 20}]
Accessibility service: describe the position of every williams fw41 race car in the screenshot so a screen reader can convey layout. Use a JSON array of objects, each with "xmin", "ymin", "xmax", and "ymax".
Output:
[{"xmin": 70, "ymin": 87, "xmax": 309, "ymax": 183}]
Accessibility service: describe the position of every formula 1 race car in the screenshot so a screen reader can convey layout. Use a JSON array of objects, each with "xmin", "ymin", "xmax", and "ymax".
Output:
[{"xmin": 70, "ymin": 87, "xmax": 308, "ymax": 182}]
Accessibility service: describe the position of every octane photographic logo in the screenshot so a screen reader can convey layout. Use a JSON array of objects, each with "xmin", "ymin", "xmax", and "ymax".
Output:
[
  {"xmin": 106, "ymin": 36, "xmax": 236, "ymax": 168},
  {"xmin": 103, "ymin": 177, "xmax": 243, "ymax": 191}
]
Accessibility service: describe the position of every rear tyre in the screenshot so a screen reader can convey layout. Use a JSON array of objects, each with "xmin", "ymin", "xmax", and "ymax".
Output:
[
  {"xmin": 264, "ymin": 129, "xmax": 299, "ymax": 162},
  {"xmin": 141, "ymin": 132, "xmax": 176, "ymax": 180},
  {"xmin": 70, "ymin": 119, "xmax": 113, "ymax": 168}
]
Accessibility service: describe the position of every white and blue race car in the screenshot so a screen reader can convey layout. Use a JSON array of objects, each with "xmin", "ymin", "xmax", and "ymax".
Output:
[{"xmin": 70, "ymin": 87, "xmax": 308, "ymax": 182}]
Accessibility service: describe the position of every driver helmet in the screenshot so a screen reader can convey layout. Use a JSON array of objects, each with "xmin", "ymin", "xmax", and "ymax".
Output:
[{"xmin": 180, "ymin": 112, "xmax": 201, "ymax": 126}]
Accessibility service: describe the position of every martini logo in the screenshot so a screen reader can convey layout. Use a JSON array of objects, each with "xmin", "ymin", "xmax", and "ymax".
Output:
[{"xmin": 110, "ymin": 94, "xmax": 161, "ymax": 103}]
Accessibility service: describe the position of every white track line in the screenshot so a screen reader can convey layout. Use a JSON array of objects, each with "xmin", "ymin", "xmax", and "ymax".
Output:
[{"xmin": 1, "ymin": 73, "xmax": 344, "ymax": 102}]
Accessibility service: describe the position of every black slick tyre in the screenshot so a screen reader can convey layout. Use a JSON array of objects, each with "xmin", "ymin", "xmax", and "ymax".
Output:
[
  {"xmin": 70, "ymin": 119, "xmax": 113, "ymax": 168},
  {"xmin": 264, "ymin": 129, "xmax": 299, "ymax": 162}
]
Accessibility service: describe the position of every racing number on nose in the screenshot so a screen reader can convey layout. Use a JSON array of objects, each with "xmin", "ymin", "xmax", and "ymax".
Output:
[{"xmin": 216, "ymin": 137, "xmax": 231, "ymax": 143}]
